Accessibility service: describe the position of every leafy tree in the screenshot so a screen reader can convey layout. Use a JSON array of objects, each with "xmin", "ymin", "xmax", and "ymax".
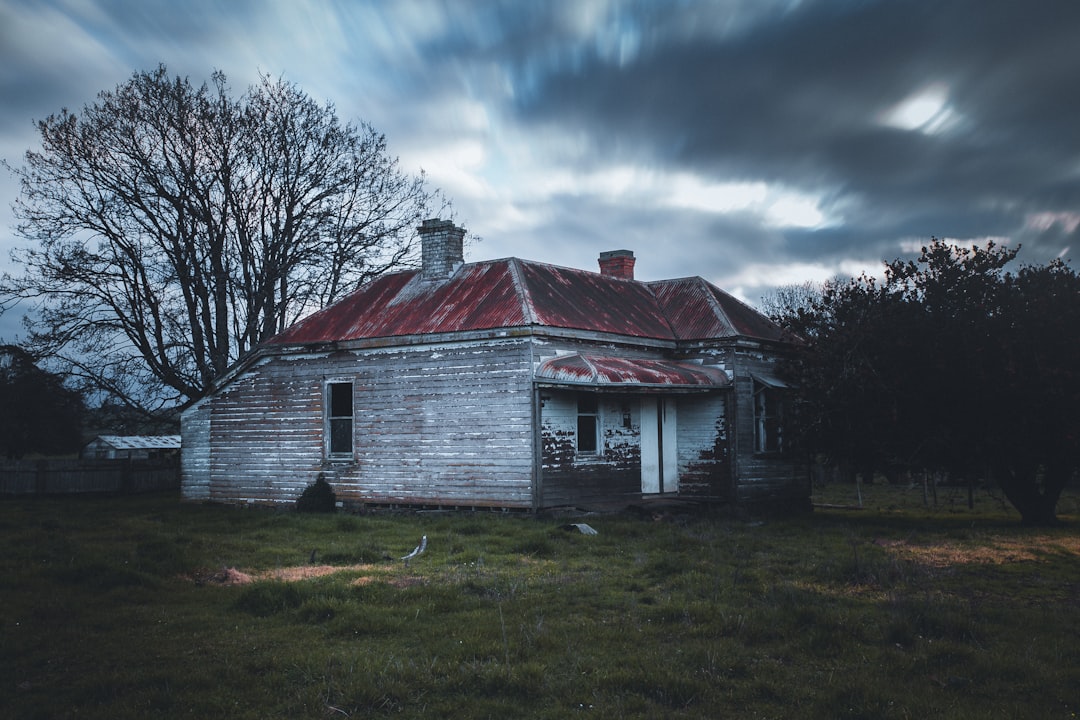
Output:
[
  {"xmin": 2, "ymin": 65, "xmax": 443, "ymax": 410},
  {"xmin": 988, "ymin": 260, "xmax": 1080, "ymax": 523},
  {"xmin": 0, "ymin": 345, "xmax": 84, "ymax": 459},
  {"xmin": 781, "ymin": 239, "xmax": 1079, "ymax": 524}
]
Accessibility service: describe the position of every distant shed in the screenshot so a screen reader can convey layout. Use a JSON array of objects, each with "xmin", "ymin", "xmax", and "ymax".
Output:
[{"xmin": 82, "ymin": 435, "xmax": 182, "ymax": 460}]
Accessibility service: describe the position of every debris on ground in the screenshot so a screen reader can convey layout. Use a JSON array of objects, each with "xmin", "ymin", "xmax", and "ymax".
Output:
[{"xmin": 560, "ymin": 523, "xmax": 598, "ymax": 535}]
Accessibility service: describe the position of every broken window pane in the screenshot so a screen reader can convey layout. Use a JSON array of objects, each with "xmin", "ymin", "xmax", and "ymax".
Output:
[{"xmin": 753, "ymin": 380, "xmax": 784, "ymax": 453}]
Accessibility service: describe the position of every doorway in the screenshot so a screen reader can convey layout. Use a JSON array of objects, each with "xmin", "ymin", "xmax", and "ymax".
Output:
[{"xmin": 640, "ymin": 397, "xmax": 678, "ymax": 494}]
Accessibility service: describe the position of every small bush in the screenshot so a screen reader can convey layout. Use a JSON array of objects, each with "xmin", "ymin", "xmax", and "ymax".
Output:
[{"xmin": 296, "ymin": 475, "xmax": 337, "ymax": 513}]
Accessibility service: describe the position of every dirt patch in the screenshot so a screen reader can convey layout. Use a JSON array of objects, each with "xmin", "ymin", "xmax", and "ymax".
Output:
[
  {"xmin": 193, "ymin": 563, "xmax": 386, "ymax": 586},
  {"xmin": 262, "ymin": 563, "xmax": 380, "ymax": 582},
  {"xmin": 351, "ymin": 574, "xmax": 426, "ymax": 588},
  {"xmin": 881, "ymin": 535, "xmax": 1080, "ymax": 568},
  {"xmin": 192, "ymin": 569, "xmax": 254, "ymax": 587}
]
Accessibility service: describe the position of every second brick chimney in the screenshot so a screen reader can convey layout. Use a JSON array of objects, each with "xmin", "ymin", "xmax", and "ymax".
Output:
[
  {"xmin": 598, "ymin": 250, "xmax": 636, "ymax": 280},
  {"xmin": 418, "ymin": 218, "xmax": 466, "ymax": 280}
]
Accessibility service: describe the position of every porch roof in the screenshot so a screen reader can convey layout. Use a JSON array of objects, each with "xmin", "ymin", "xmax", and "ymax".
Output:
[{"xmin": 535, "ymin": 354, "xmax": 730, "ymax": 389}]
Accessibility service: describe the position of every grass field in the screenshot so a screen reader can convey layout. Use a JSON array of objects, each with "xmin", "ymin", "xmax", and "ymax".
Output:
[{"xmin": 1, "ymin": 482, "xmax": 1078, "ymax": 719}]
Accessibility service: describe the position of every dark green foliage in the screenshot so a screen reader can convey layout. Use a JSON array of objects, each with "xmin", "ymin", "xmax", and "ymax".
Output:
[
  {"xmin": 296, "ymin": 475, "xmax": 337, "ymax": 513},
  {"xmin": 0, "ymin": 345, "xmax": 83, "ymax": 458},
  {"xmin": 780, "ymin": 240, "xmax": 1080, "ymax": 523}
]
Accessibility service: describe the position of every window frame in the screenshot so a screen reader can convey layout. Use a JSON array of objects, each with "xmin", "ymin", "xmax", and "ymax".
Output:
[
  {"xmin": 752, "ymin": 378, "xmax": 785, "ymax": 454},
  {"xmin": 325, "ymin": 380, "xmax": 355, "ymax": 460},
  {"xmin": 576, "ymin": 392, "xmax": 601, "ymax": 456}
]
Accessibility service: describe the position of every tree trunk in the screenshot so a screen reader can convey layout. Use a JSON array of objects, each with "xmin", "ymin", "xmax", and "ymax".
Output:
[{"xmin": 998, "ymin": 462, "xmax": 1068, "ymax": 525}]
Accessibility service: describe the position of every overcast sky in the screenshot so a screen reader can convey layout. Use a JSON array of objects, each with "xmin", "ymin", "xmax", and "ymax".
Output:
[{"xmin": 2, "ymin": 0, "xmax": 1078, "ymax": 341}]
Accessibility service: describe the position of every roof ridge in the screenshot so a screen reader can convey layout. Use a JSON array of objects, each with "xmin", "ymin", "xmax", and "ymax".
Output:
[
  {"xmin": 505, "ymin": 257, "xmax": 537, "ymax": 326},
  {"xmin": 694, "ymin": 276, "xmax": 735, "ymax": 333},
  {"xmin": 705, "ymin": 281, "xmax": 786, "ymax": 334},
  {"xmin": 642, "ymin": 276, "xmax": 695, "ymax": 339}
]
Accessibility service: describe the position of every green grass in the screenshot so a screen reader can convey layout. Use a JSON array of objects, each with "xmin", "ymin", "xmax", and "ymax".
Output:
[{"xmin": 1, "ymin": 484, "xmax": 1078, "ymax": 719}]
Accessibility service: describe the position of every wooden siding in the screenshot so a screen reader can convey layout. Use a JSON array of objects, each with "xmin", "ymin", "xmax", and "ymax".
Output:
[
  {"xmin": 539, "ymin": 390, "xmax": 641, "ymax": 507},
  {"xmin": 201, "ymin": 340, "xmax": 536, "ymax": 509},
  {"xmin": 184, "ymin": 327, "xmax": 807, "ymax": 511},
  {"xmin": 534, "ymin": 340, "xmax": 735, "ymax": 508},
  {"xmin": 538, "ymin": 388, "xmax": 731, "ymax": 507},
  {"xmin": 729, "ymin": 345, "xmax": 809, "ymax": 505},
  {"xmin": 675, "ymin": 394, "xmax": 731, "ymax": 499},
  {"xmin": 180, "ymin": 402, "xmax": 211, "ymax": 500}
]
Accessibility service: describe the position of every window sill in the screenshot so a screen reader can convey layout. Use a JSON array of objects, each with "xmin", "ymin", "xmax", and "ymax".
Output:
[{"xmin": 574, "ymin": 455, "xmax": 613, "ymax": 465}]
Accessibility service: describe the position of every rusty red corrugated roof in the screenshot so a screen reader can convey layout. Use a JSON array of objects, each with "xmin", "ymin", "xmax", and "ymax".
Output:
[
  {"xmin": 267, "ymin": 257, "xmax": 784, "ymax": 346},
  {"xmin": 649, "ymin": 277, "xmax": 787, "ymax": 342},
  {"xmin": 517, "ymin": 261, "xmax": 675, "ymax": 340},
  {"xmin": 269, "ymin": 261, "xmax": 525, "ymax": 344}
]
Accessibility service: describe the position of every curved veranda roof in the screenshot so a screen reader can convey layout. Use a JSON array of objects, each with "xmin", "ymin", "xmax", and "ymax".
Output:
[{"xmin": 535, "ymin": 354, "xmax": 730, "ymax": 390}]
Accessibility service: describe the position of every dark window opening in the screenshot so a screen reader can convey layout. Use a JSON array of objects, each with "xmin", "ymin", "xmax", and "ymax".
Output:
[
  {"xmin": 753, "ymin": 380, "xmax": 784, "ymax": 453},
  {"xmin": 577, "ymin": 393, "xmax": 599, "ymax": 454},
  {"xmin": 328, "ymin": 382, "xmax": 353, "ymax": 457}
]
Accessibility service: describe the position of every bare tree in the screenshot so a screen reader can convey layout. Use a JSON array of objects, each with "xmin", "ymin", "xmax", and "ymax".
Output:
[
  {"xmin": 758, "ymin": 280, "xmax": 825, "ymax": 324},
  {"xmin": 2, "ymin": 66, "xmax": 442, "ymax": 410}
]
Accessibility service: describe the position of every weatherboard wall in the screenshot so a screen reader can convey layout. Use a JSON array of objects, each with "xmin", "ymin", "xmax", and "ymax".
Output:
[
  {"xmin": 729, "ymin": 344, "xmax": 809, "ymax": 506},
  {"xmin": 198, "ymin": 339, "xmax": 536, "ymax": 508},
  {"xmin": 533, "ymin": 338, "xmax": 735, "ymax": 507},
  {"xmin": 180, "ymin": 403, "xmax": 211, "ymax": 501},
  {"xmin": 538, "ymin": 389, "xmax": 642, "ymax": 507},
  {"xmin": 537, "ymin": 389, "xmax": 731, "ymax": 507}
]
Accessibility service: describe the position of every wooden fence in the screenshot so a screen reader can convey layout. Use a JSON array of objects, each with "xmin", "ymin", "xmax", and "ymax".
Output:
[{"xmin": 0, "ymin": 458, "xmax": 180, "ymax": 496}]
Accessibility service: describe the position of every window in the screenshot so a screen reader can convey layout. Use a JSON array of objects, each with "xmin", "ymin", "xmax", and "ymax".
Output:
[
  {"xmin": 753, "ymin": 378, "xmax": 785, "ymax": 453},
  {"xmin": 576, "ymin": 393, "xmax": 600, "ymax": 454},
  {"xmin": 327, "ymin": 382, "xmax": 354, "ymax": 458}
]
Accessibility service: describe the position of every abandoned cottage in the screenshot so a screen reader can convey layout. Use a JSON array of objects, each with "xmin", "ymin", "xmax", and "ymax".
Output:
[{"xmin": 181, "ymin": 219, "xmax": 807, "ymax": 511}]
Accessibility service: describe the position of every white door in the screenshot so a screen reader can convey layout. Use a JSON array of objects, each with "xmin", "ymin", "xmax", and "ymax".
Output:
[{"xmin": 640, "ymin": 397, "xmax": 678, "ymax": 494}]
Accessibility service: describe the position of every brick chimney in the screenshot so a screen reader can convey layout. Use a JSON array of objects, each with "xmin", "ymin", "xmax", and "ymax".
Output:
[
  {"xmin": 418, "ymin": 218, "xmax": 465, "ymax": 280},
  {"xmin": 598, "ymin": 249, "xmax": 636, "ymax": 280}
]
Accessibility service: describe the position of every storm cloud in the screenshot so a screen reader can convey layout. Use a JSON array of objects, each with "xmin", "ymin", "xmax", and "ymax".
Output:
[{"xmin": 1, "ymin": 0, "xmax": 1077, "ymax": 340}]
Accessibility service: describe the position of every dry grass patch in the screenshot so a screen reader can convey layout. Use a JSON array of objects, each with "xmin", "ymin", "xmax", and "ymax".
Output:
[
  {"xmin": 194, "ymin": 563, "xmax": 387, "ymax": 585},
  {"xmin": 883, "ymin": 534, "xmax": 1080, "ymax": 568}
]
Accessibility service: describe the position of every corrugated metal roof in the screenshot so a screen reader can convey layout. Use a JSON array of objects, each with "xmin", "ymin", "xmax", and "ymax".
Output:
[
  {"xmin": 518, "ymin": 261, "xmax": 675, "ymax": 340},
  {"xmin": 536, "ymin": 354, "xmax": 730, "ymax": 387},
  {"xmin": 268, "ymin": 263, "xmax": 527, "ymax": 344},
  {"xmin": 90, "ymin": 435, "xmax": 182, "ymax": 450},
  {"xmin": 267, "ymin": 257, "xmax": 785, "ymax": 346},
  {"xmin": 648, "ymin": 277, "xmax": 788, "ymax": 342}
]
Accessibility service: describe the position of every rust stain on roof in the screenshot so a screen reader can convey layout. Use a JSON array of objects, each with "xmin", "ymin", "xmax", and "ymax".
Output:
[
  {"xmin": 267, "ymin": 258, "xmax": 785, "ymax": 346},
  {"xmin": 649, "ymin": 277, "xmax": 787, "ymax": 342},
  {"xmin": 518, "ymin": 261, "xmax": 675, "ymax": 340},
  {"xmin": 269, "ymin": 262, "xmax": 526, "ymax": 344}
]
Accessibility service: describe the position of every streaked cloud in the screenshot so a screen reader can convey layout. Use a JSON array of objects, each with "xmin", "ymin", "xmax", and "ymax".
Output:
[{"xmin": 1, "ymin": 0, "xmax": 1078, "ymax": 343}]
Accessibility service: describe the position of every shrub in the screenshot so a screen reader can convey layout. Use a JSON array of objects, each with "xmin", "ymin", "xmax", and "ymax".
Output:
[{"xmin": 296, "ymin": 475, "xmax": 337, "ymax": 513}]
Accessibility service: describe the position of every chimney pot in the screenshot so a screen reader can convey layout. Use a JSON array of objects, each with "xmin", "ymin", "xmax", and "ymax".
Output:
[
  {"xmin": 598, "ymin": 249, "xmax": 636, "ymax": 280},
  {"xmin": 418, "ymin": 218, "xmax": 466, "ymax": 280}
]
